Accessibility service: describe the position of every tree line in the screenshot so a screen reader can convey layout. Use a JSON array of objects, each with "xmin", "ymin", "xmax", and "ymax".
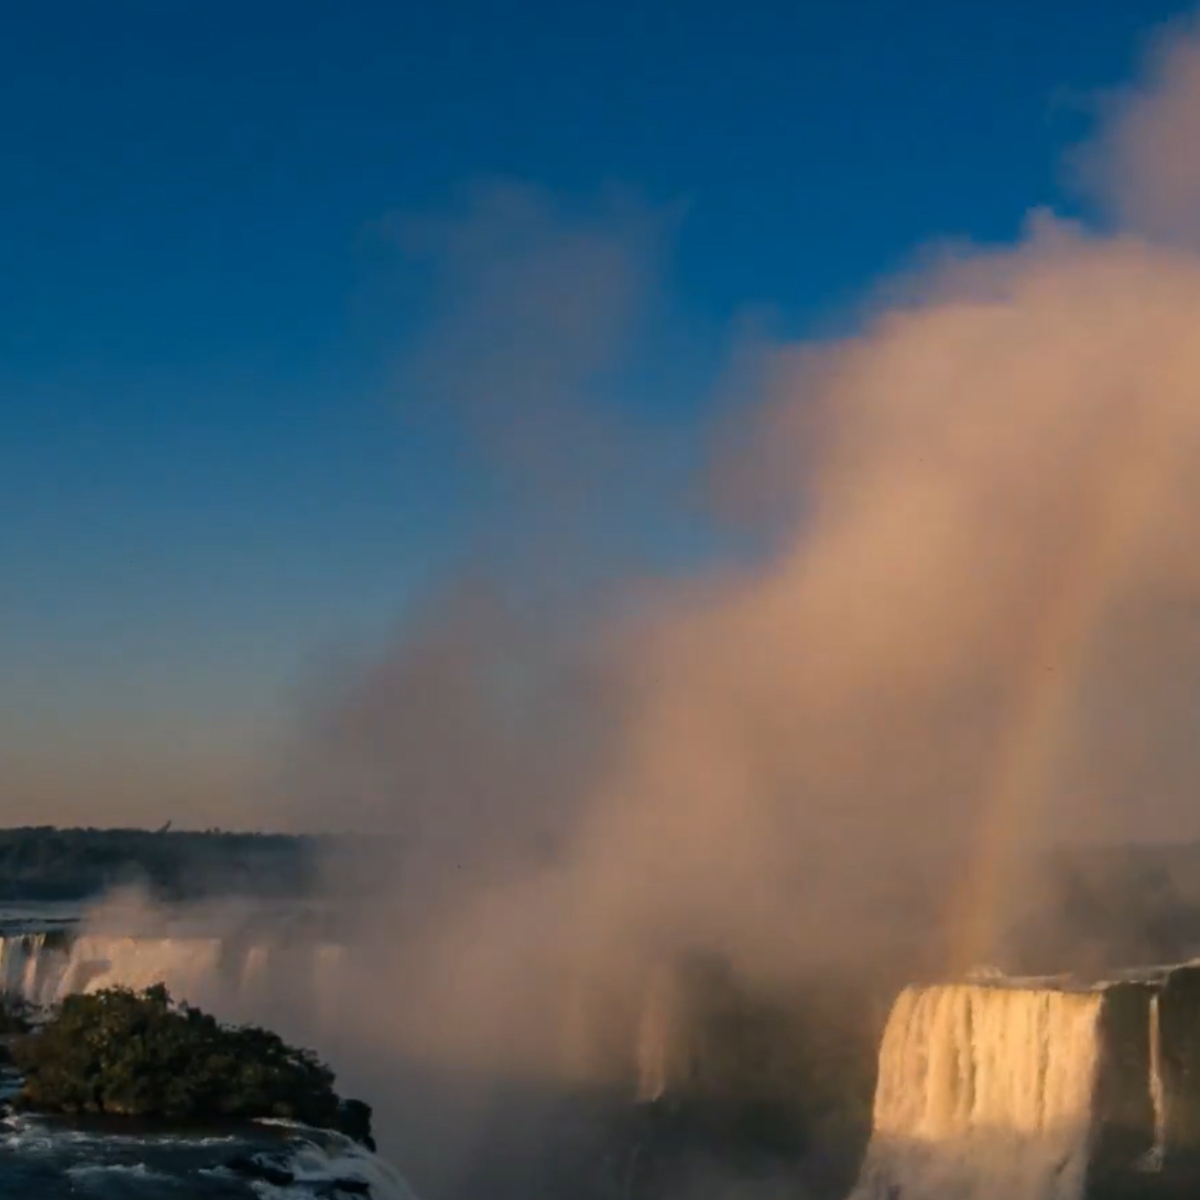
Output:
[{"xmin": 0, "ymin": 826, "xmax": 323, "ymax": 901}]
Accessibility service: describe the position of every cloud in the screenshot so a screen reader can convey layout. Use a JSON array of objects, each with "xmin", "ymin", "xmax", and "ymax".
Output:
[
  {"xmin": 287, "ymin": 19, "xmax": 1200, "ymax": 1166},
  {"xmin": 309, "ymin": 218, "xmax": 1200, "ymax": 1101},
  {"xmin": 380, "ymin": 180, "xmax": 687, "ymax": 578},
  {"xmin": 1073, "ymin": 16, "xmax": 1200, "ymax": 246}
]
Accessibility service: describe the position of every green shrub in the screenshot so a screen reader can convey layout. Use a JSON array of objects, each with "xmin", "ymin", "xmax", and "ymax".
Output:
[{"xmin": 11, "ymin": 984, "xmax": 371, "ymax": 1145}]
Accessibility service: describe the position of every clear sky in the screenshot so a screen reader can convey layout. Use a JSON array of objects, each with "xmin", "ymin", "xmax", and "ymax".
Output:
[{"xmin": 1, "ymin": 0, "xmax": 1191, "ymax": 826}]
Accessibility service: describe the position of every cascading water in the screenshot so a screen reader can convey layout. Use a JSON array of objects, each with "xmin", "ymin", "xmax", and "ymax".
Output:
[
  {"xmin": 314, "ymin": 943, "xmax": 346, "ymax": 1030},
  {"xmin": 0, "ymin": 933, "xmax": 51, "ymax": 1003},
  {"xmin": 0, "ymin": 931, "xmax": 350, "ymax": 1040},
  {"xmin": 56, "ymin": 935, "xmax": 227, "ymax": 1005},
  {"xmin": 0, "ymin": 929, "xmax": 419, "ymax": 1199},
  {"xmin": 850, "ymin": 983, "xmax": 1105, "ymax": 1200},
  {"xmin": 1142, "ymin": 992, "xmax": 1166, "ymax": 1170},
  {"xmin": 635, "ymin": 964, "xmax": 683, "ymax": 1102}
]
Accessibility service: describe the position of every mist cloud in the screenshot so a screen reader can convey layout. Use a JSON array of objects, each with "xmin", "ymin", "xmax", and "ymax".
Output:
[
  {"xmin": 1074, "ymin": 16, "xmax": 1200, "ymax": 246},
  {"xmin": 298, "ymin": 14, "xmax": 1200, "ymax": 1111},
  {"xmin": 381, "ymin": 181, "xmax": 690, "ymax": 587}
]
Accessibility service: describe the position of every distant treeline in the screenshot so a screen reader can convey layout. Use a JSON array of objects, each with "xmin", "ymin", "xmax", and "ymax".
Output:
[{"xmin": 0, "ymin": 826, "xmax": 328, "ymax": 902}]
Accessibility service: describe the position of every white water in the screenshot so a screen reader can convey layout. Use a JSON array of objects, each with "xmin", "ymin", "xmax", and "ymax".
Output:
[
  {"xmin": 0, "ymin": 932, "xmax": 427, "ymax": 1199},
  {"xmin": 60, "ymin": 935, "xmax": 228, "ymax": 1005},
  {"xmin": 1142, "ymin": 992, "xmax": 1166, "ymax": 1171},
  {"xmin": 635, "ymin": 964, "xmax": 684, "ymax": 1102},
  {"xmin": 0, "ymin": 932, "xmax": 52, "ymax": 1002},
  {"xmin": 850, "ymin": 984, "xmax": 1104, "ymax": 1200},
  {"xmin": 257, "ymin": 1121, "xmax": 421, "ymax": 1200},
  {"xmin": 0, "ymin": 932, "xmax": 348, "ymax": 1035},
  {"xmin": 2, "ymin": 1112, "xmax": 420, "ymax": 1200}
]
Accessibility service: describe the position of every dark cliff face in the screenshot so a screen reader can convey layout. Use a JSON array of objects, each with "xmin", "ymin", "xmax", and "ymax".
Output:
[
  {"xmin": 1087, "ymin": 967, "xmax": 1200, "ymax": 1199},
  {"xmin": 607, "ymin": 958, "xmax": 880, "ymax": 1199},
  {"xmin": 1157, "ymin": 967, "xmax": 1200, "ymax": 1153},
  {"xmin": 1091, "ymin": 983, "xmax": 1156, "ymax": 1180}
]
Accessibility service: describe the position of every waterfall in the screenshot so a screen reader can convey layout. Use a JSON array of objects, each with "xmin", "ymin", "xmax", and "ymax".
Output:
[
  {"xmin": 239, "ymin": 942, "xmax": 271, "ymax": 1005},
  {"xmin": 850, "ymin": 983, "xmax": 1104, "ymax": 1200},
  {"xmin": 0, "ymin": 932, "xmax": 348, "ymax": 1039},
  {"xmin": 0, "ymin": 934, "xmax": 68, "ymax": 1007},
  {"xmin": 1142, "ymin": 992, "xmax": 1166, "ymax": 1171},
  {"xmin": 314, "ymin": 943, "xmax": 346, "ymax": 1029},
  {"xmin": 636, "ymin": 964, "xmax": 684, "ymax": 1102},
  {"xmin": 555, "ymin": 966, "xmax": 642, "ymax": 1088},
  {"xmin": 55, "ymin": 935, "xmax": 228, "ymax": 1007}
]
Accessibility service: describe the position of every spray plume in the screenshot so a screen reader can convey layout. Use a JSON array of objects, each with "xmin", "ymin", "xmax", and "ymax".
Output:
[
  {"xmin": 275, "ymin": 15, "xmax": 1200, "ymax": 1190},
  {"xmin": 318, "ymin": 232, "xmax": 1200, "ymax": 1036}
]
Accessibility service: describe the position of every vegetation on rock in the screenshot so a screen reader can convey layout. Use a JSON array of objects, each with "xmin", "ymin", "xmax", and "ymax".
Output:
[{"xmin": 10, "ymin": 984, "xmax": 373, "ymax": 1146}]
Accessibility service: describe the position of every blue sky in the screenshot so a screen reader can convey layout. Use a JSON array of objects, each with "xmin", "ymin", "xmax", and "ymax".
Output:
[{"xmin": 1, "ymin": 0, "xmax": 1190, "ymax": 825}]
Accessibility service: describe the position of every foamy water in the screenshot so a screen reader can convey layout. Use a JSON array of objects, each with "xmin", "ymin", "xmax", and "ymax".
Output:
[
  {"xmin": 0, "ymin": 1113, "xmax": 418, "ymax": 1199},
  {"xmin": 850, "ymin": 983, "xmax": 1104, "ymax": 1200},
  {"xmin": 0, "ymin": 931, "xmax": 348, "ymax": 1037},
  {"xmin": 0, "ymin": 927, "xmax": 418, "ymax": 1197}
]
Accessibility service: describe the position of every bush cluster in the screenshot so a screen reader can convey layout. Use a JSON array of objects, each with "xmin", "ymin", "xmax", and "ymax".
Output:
[{"xmin": 10, "ymin": 984, "xmax": 371, "ymax": 1145}]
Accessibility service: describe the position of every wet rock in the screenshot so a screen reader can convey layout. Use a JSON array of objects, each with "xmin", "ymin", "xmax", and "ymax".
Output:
[{"xmin": 226, "ymin": 1152, "xmax": 296, "ymax": 1187}]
